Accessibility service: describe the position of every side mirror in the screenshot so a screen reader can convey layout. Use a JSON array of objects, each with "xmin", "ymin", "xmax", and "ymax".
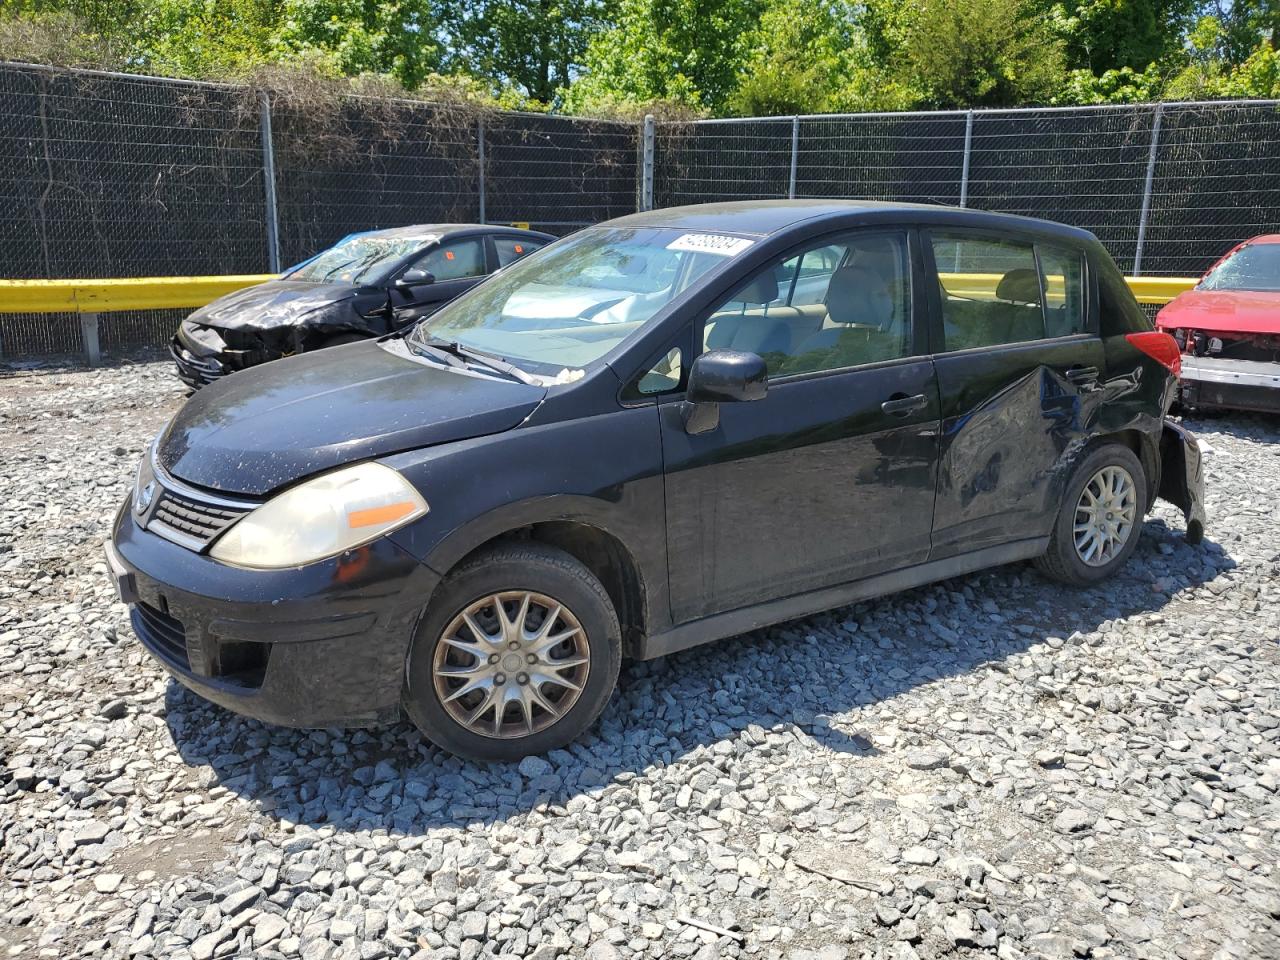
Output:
[
  {"xmin": 396, "ymin": 268, "xmax": 435, "ymax": 288},
  {"xmin": 687, "ymin": 349, "xmax": 768, "ymax": 403},
  {"xmin": 682, "ymin": 349, "xmax": 767, "ymax": 435}
]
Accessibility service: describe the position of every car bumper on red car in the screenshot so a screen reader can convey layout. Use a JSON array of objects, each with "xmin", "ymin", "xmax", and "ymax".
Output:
[{"xmin": 1178, "ymin": 355, "xmax": 1280, "ymax": 415}]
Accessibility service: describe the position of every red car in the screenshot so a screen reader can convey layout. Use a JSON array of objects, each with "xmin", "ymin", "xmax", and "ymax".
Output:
[{"xmin": 1156, "ymin": 235, "xmax": 1280, "ymax": 413}]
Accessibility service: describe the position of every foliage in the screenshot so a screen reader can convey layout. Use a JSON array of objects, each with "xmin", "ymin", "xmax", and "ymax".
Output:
[
  {"xmin": 895, "ymin": 0, "xmax": 1069, "ymax": 108},
  {"xmin": 561, "ymin": 0, "xmax": 767, "ymax": 111},
  {"xmin": 0, "ymin": 0, "xmax": 1277, "ymax": 114},
  {"xmin": 439, "ymin": 0, "xmax": 615, "ymax": 104}
]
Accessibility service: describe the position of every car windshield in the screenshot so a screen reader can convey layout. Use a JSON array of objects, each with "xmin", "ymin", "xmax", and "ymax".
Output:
[
  {"xmin": 287, "ymin": 233, "xmax": 437, "ymax": 285},
  {"xmin": 1199, "ymin": 243, "xmax": 1280, "ymax": 292},
  {"xmin": 410, "ymin": 226, "xmax": 749, "ymax": 376}
]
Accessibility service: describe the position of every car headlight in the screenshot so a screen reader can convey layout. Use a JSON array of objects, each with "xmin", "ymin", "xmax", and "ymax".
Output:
[
  {"xmin": 209, "ymin": 462, "xmax": 428, "ymax": 569},
  {"xmin": 133, "ymin": 445, "xmax": 157, "ymax": 515}
]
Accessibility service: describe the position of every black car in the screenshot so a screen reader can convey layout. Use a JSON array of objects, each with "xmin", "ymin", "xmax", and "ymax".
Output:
[
  {"xmin": 171, "ymin": 224, "xmax": 555, "ymax": 387},
  {"xmin": 108, "ymin": 200, "xmax": 1206, "ymax": 762}
]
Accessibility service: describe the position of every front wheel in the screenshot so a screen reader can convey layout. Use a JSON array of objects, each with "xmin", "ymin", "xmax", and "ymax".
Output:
[
  {"xmin": 403, "ymin": 542, "xmax": 621, "ymax": 762},
  {"xmin": 1034, "ymin": 443, "xmax": 1148, "ymax": 586}
]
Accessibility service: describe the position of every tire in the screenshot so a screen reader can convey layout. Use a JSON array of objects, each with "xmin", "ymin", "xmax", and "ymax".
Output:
[
  {"xmin": 403, "ymin": 542, "xmax": 621, "ymax": 762},
  {"xmin": 1034, "ymin": 443, "xmax": 1148, "ymax": 587}
]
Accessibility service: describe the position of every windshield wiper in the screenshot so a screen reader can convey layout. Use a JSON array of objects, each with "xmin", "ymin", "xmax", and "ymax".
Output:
[
  {"xmin": 414, "ymin": 335, "xmax": 539, "ymax": 385},
  {"xmin": 406, "ymin": 335, "xmax": 468, "ymax": 370}
]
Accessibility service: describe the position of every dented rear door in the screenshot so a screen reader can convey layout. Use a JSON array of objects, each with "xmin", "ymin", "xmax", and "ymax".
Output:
[
  {"xmin": 929, "ymin": 337, "xmax": 1107, "ymax": 560},
  {"xmin": 923, "ymin": 229, "xmax": 1107, "ymax": 561}
]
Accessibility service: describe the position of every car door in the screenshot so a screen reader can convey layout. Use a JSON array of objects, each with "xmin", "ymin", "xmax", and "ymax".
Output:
[
  {"xmin": 390, "ymin": 236, "xmax": 489, "ymax": 324},
  {"xmin": 657, "ymin": 228, "xmax": 942, "ymax": 624},
  {"xmin": 924, "ymin": 229, "xmax": 1107, "ymax": 560}
]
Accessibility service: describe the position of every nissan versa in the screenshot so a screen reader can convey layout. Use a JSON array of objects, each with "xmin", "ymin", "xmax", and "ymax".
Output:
[{"xmin": 107, "ymin": 201, "xmax": 1207, "ymax": 762}]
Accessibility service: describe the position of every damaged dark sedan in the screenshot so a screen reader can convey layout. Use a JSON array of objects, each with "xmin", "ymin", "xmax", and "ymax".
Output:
[
  {"xmin": 171, "ymin": 224, "xmax": 555, "ymax": 387},
  {"xmin": 110, "ymin": 200, "xmax": 1206, "ymax": 762}
]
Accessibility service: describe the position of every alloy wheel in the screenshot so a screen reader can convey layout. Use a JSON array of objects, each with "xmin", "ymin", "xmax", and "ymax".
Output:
[
  {"xmin": 1073, "ymin": 465, "xmax": 1138, "ymax": 567},
  {"xmin": 431, "ymin": 591, "xmax": 590, "ymax": 739}
]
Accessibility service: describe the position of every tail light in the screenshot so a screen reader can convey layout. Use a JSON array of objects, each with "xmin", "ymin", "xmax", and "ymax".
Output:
[{"xmin": 1126, "ymin": 331, "xmax": 1182, "ymax": 376}]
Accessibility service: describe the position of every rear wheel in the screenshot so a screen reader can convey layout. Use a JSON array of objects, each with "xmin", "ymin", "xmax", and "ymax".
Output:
[
  {"xmin": 1035, "ymin": 444, "xmax": 1147, "ymax": 586},
  {"xmin": 403, "ymin": 543, "xmax": 621, "ymax": 762}
]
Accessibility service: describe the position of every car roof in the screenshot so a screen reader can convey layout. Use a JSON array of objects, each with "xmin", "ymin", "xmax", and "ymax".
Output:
[
  {"xmin": 607, "ymin": 199, "xmax": 1097, "ymax": 243},
  {"xmin": 352, "ymin": 224, "xmax": 549, "ymax": 240},
  {"xmin": 1244, "ymin": 234, "xmax": 1280, "ymax": 245}
]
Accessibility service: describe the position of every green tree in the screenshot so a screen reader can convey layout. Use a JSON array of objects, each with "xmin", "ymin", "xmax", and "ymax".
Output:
[
  {"xmin": 562, "ymin": 0, "xmax": 767, "ymax": 111},
  {"xmin": 897, "ymin": 0, "xmax": 1069, "ymax": 107},
  {"xmin": 440, "ymin": 0, "xmax": 614, "ymax": 103},
  {"xmin": 1046, "ymin": 0, "xmax": 1198, "ymax": 74},
  {"xmin": 273, "ymin": 0, "xmax": 441, "ymax": 88}
]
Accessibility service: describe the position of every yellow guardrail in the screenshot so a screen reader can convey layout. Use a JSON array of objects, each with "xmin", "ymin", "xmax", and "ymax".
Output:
[
  {"xmin": 1123, "ymin": 276, "xmax": 1198, "ymax": 305},
  {"xmin": 0, "ymin": 275, "xmax": 278, "ymax": 314},
  {"xmin": 0, "ymin": 272, "xmax": 1199, "ymax": 366}
]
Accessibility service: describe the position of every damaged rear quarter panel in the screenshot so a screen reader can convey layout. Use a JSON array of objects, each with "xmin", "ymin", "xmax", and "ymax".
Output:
[{"xmin": 930, "ymin": 335, "xmax": 1167, "ymax": 561}]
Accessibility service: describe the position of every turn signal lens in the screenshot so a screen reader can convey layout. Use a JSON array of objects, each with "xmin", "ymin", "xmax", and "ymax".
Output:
[
  {"xmin": 209, "ymin": 462, "xmax": 428, "ymax": 569},
  {"xmin": 1125, "ymin": 331, "xmax": 1182, "ymax": 377}
]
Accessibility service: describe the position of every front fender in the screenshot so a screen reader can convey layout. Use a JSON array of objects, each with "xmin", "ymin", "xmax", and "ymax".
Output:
[{"xmin": 381, "ymin": 405, "xmax": 670, "ymax": 631}]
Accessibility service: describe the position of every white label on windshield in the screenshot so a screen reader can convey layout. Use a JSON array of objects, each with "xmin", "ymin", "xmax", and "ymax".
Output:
[{"xmin": 665, "ymin": 233, "xmax": 755, "ymax": 256}]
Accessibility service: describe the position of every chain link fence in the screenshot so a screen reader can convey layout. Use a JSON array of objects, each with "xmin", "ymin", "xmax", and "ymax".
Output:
[
  {"xmin": 655, "ymin": 101, "xmax": 1280, "ymax": 277},
  {"xmin": 0, "ymin": 61, "xmax": 638, "ymax": 359},
  {"xmin": 3, "ymin": 59, "xmax": 1279, "ymax": 363}
]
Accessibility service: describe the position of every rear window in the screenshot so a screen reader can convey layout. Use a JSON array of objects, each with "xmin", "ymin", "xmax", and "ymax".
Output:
[{"xmin": 931, "ymin": 233, "xmax": 1087, "ymax": 349}]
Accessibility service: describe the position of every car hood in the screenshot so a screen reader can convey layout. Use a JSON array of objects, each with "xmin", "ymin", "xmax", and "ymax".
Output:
[
  {"xmin": 157, "ymin": 340, "xmax": 545, "ymax": 495},
  {"xmin": 1155, "ymin": 288, "xmax": 1280, "ymax": 336},
  {"xmin": 185, "ymin": 279, "xmax": 361, "ymax": 331}
]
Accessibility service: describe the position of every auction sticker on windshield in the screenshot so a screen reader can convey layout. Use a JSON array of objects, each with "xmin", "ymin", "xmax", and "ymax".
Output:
[{"xmin": 665, "ymin": 233, "xmax": 755, "ymax": 256}]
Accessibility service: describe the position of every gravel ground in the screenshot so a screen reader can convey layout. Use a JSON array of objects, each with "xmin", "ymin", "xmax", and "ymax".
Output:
[{"xmin": 1, "ymin": 356, "xmax": 1278, "ymax": 960}]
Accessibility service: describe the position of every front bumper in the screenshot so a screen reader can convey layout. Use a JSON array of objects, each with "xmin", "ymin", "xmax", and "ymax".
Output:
[
  {"xmin": 1179, "ymin": 356, "xmax": 1280, "ymax": 414},
  {"xmin": 170, "ymin": 337, "xmax": 228, "ymax": 389},
  {"xmin": 108, "ymin": 500, "xmax": 440, "ymax": 727}
]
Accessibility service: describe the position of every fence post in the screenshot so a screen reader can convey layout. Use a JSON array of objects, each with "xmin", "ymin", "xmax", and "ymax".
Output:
[
  {"xmin": 477, "ymin": 118, "xmax": 487, "ymax": 224},
  {"xmin": 641, "ymin": 115, "xmax": 656, "ymax": 211},
  {"xmin": 788, "ymin": 116, "xmax": 800, "ymax": 199},
  {"xmin": 1134, "ymin": 103, "xmax": 1164, "ymax": 277},
  {"xmin": 959, "ymin": 111, "xmax": 974, "ymax": 208},
  {"xmin": 258, "ymin": 91, "xmax": 281, "ymax": 274},
  {"xmin": 79, "ymin": 313, "xmax": 101, "ymax": 367}
]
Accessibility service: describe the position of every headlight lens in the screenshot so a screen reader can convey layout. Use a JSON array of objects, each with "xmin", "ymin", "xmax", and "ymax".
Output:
[
  {"xmin": 209, "ymin": 462, "xmax": 428, "ymax": 569},
  {"xmin": 133, "ymin": 444, "xmax": 157, "ymax": 514}
]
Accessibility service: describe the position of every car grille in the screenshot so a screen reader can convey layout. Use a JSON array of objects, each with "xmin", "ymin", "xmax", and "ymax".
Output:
[
  {"xmin": 151, "ymin": 488, "xmax": 250, "ymax": 547},
  {"xmin": 132, "ymin": 602, "xmax": 189, "ymax": 670}
]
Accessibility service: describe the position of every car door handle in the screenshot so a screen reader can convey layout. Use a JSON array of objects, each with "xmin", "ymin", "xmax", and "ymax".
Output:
[
  {"xmin": 1065, "ymin": 365, "xmax": 1099, "ymax": 386},
  {"xmin": 881, "ymin": 392, "xmax": 928, "ymax": 417}
]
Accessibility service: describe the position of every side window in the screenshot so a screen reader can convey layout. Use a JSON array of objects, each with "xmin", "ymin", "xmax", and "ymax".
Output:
[
  {"xmin": 702, "ymin": 232, "xmax": 913, "ymax": 378},
  {"xmin": 418, "ymin": 239, "xmax": 486, "ymax": 281},
  {"xmin": 932, "ymin": 234, "xmax": 1045, "ymax": 350},
  {"xmin": 629, "ymin": 346, "xmax": 684, "ymax": 398},
  {"xmin": 1037, "ymin": 243, "xmax": 1086, "ymax": 337},
  {"xmin": 495, "ymin": 236, "xmax": 545, "ymax": 268}
]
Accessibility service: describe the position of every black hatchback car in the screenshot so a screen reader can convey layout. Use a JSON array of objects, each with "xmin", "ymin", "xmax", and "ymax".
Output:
[
  {"xmin": 108, "ymin": 201, "xmax": 1205, "ymax": 762},
  {"xmin": 171, "ymin": 224, "xmax": 555, "ymax": 387}
]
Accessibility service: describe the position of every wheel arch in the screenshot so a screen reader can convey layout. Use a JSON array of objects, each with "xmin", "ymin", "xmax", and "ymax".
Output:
[
  {"xmin": 1093, "ymin": 427, "xmax": 1160, "ymax": 510},
  {"xmin": 418, "ymin": 503, "xmax": 654, "ymax": 658}
]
